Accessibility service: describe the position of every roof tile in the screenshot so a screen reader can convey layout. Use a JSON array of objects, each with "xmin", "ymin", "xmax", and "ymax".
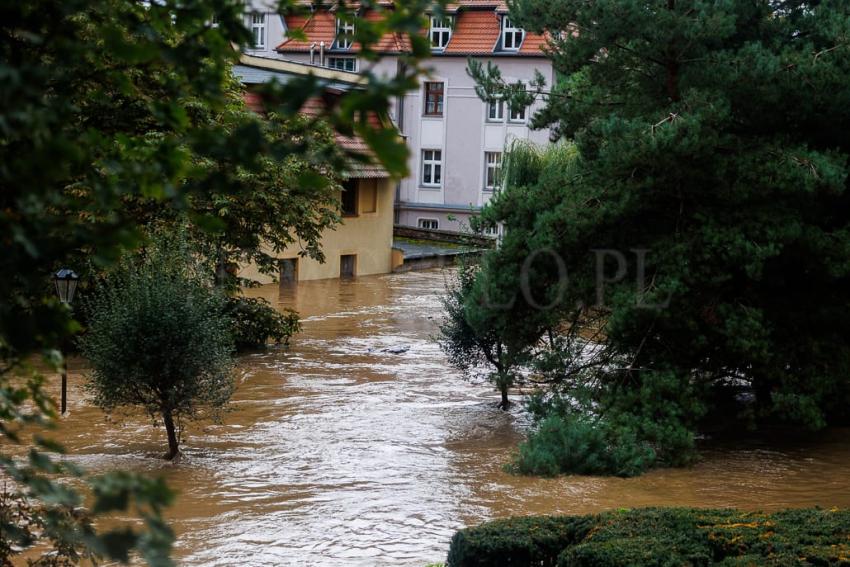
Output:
[
  {"xmin": 443, "ymin": 10, "xmax": 500, "ymax": 54},
  {"xmin": 278, "ymin": 5, "xmax": 546, "ymax": 56},
  {"xmin": 243, "ymin": 91, "xmax": 389, "ymax": 179}
]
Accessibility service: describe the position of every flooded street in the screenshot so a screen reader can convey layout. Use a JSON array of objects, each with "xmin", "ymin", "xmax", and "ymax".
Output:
[{"xmin": 47, "ymin": 269, "xmax": 850, "ymax": 566}]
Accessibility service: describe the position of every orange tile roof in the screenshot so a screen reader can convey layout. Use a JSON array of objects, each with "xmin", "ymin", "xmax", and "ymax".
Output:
[
  {"xmin": 518, "ymin": 31, "xmax": 548, "ymax": 55},
  {"xmin": 277, "ymin": 11, "xmax": 337, "ymax": 52},
  {"xmin": 445, "ymin": 0, "xmax": 509, "ymax": 11},
  {"xmin": 277, "ymin": 9, "xmax": 410, "ymax": 53},
  {"xmin": 277, "ymin": 6, "xmax": 547, "ymax": 56},
  {"xmin": 443, "ymin": 10, "xmax": 500, "ymax": 54},
  {"xmin": 243, "ymin": 90, "xmax": 389, "ymax": 179}
]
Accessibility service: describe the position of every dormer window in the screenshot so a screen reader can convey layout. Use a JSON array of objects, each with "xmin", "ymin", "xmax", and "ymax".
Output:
[
  {"xmin": 430, "ymin": 16, "xmax": 453, "ymax": 50},
  {"xmin": 501, "ymin": 16, "xmax": 524, "ymax": 51},
  {"xmin": 336, "ymin": 18, "xmax": 355, "ymax": 50},
  {"xmin": 250, "ymin": 13, "xmax": 266, "ymax": 49}
]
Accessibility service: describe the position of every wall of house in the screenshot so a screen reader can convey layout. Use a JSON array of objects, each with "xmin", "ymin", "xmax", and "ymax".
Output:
[
  {"xmin": 250, "ymin": 13, "xmax": 554, "ymax": 232},
  {"xmin": 397, "ymin": 56, "xmax": 553, "ymax": 231},
  {"xmin": 239, "ymin": 177, "xmax": 395, "ymax": 282},
  {"xmin": 242, "ymin": 1, "xmax": 287, "ymax": 58}
]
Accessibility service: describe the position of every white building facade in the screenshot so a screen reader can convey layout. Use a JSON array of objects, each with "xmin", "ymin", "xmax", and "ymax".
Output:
[{"xmin": 241, "ymin": 0, "xmax": 553, "ymax": 232}]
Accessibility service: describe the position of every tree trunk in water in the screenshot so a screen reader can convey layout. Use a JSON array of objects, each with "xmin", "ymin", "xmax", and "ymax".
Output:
[
  {"xmin": 499, "ymin": 384, "xmax": 510, "ymax": 410},
  {"xmin": 163, "ymin": 409, "xmax": 180, "ymax": 460}
]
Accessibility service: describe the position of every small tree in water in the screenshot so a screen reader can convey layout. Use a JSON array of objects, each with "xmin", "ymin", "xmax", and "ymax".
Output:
[
  {"xmin": 438, "ymin": 262, "xmax": 521, "ymax": 410},
  {"xmin": 80, "ymin": 238, "xmax": 235, "ymax": 460}
]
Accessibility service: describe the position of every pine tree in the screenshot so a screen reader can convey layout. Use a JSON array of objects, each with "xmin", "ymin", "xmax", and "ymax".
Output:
[{"xmin": 462, "ymin": 0, "xmax": 850, "ymax": 472}]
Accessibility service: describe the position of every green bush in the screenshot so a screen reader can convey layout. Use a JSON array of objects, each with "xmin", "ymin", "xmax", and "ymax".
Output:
[
  {"xmin": 510, "ymin": 414, "xmax": 656, "ymax": 478},
  {"xmin": 446, "ymin": 516, "xmax": 594, "ymax": 567},
  {"xmin": 446, "ymin": 508, "xmax": 850, "ymax": 567},
  {"xmin": 224, "ymin": 296, "xmax": 300, "ymax": 352},
  {"xmin": 513, "ymin": 369, "xmax": 704, "ymax": 477}
]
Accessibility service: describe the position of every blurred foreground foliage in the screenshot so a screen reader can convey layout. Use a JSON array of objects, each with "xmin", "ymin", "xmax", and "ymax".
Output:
[{"xmin": 1, "ymin": 0, "xmax": 435, "ymax": 563}]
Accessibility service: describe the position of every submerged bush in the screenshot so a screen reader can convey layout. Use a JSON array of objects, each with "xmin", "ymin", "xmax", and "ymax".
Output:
[
  {"xmin": 446, "ymin": 507, "xmax": 850, "ymax": 567},
  {"xmin": 513, "ymin": 369, "xmax": 704, "ymax": 477},
  {"xmin": 511, "ymin": 414, "xmax": 656, "ymax": 478},
  {"xmin": 224, "ymin": 296, "xmax": 300, "ymax": 351}
]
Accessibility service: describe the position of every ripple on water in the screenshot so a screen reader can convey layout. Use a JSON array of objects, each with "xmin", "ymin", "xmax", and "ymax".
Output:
[{"xmin": 35, "ymin": 269, "xmax": 850, "ymax": 566}]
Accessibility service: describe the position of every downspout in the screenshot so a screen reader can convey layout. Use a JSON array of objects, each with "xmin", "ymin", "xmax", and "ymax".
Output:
[{"xmin": 394, "ymin": 60, "xmax": 407, "ymax": 224}]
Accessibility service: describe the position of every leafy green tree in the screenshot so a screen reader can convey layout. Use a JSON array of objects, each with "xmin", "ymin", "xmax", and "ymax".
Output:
[
  {"xmin": 463, "ymin": 0, "xmax": 850, "ymax": 474},
  {"xmin": 1, "ymin": 0, "xmax": 435, "ymax": 561},
  {"xmin": 438, "ymin": 262, "xmax": 522, "ymax": 409},
  {"xmin": 81, "ymin": 238, "xmax": 235, "ymax": 460}
]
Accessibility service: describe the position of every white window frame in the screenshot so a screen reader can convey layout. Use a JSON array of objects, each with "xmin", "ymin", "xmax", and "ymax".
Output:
[
  {"xmin": 250, "ymin": 13, "xmax": 266, "ymax": 49},
  {"xmin": 509, "ymin": 103, "xmax": 527, "ymax": 123},
  {"xmin": 501, "ymin": 16, "xmax": 524, "ymax": 51},
  {"xmin": 336, "ymin": 18, "xmax": 355, "ymax": 50},
  {"xmin": 327, "ymin": 56, "xmax": 357, "ymax": 72},
  {"xmin": 418, "ymin": 218, "xmax": 440, "ymax": 230},
  {"xmin": 487, "ymin": 99, "xmax": 504, "ymax": 122},
  {"xmin": 484, "ymin": 151, "xmax": 503, "ymax": 191},
  {"xmin": 430, "ymin": 16, "xmax": 453, "ymax": 50},
  {"xmin": 421, "ymin": 149, "xmax": 443, "ymax": 187}
]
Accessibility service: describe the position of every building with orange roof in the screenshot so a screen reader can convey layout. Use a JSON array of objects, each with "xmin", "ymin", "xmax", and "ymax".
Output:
[
  {"xmin": 234, "ymin": 54, "xmax": 397, "ymax": 282},
  {"xmin": 240, "ymin": 0, "xmax": 554, "ymax": 234}
]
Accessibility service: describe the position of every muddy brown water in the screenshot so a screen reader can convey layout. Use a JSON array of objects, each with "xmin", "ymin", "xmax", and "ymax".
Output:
[{"xmin": 30, "ymin": 270, "xmax": 850, "ymax": 566}]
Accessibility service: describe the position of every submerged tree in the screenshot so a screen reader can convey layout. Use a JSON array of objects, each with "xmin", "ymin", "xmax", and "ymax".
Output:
[
  {"xmin": 439, "ymin": 262, "xmax": 522, "ymax": 409},
  {"xmin": 81, "ymin": 239, "xmax": 235, "ymax": 460},
  {"xmin": 462, "ymin": 0, "xmax": 850, "ymax": 475}
]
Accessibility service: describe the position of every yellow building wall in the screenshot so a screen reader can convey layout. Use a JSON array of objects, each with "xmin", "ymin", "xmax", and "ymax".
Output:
[{"xmin": 239, "ymin": 177, "xmax": 395, "ymax": 283}]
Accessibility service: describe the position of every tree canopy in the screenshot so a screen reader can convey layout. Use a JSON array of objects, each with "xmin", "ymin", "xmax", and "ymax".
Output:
[
  {"xmin": 1, "ymin": 0, "xmax": 436, "ymax": 562},
  {"xmin": 81, "ymin": 237, "xmax": 235, "ymax": 461},
  {"xmin": 459, "ymin": 0, "xmax": 850, "ymax": 475}
]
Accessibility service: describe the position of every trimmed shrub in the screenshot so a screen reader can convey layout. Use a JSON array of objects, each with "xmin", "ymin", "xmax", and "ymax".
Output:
[
  {"xmin": 446, "ymin": 516, "xmax": 594, "ymax": 567},
  {"xmin": 446, "ymin": 508, "xmax": 850, "ymax": 567},
  {"xmin": 224, "ymin": 296, "xmax": 300, "ymax": 351}
]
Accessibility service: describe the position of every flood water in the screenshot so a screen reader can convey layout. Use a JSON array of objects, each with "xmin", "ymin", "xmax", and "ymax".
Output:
[{"xmin": 42, "ymin": 269, "xmax": 850, "ymax": 566}]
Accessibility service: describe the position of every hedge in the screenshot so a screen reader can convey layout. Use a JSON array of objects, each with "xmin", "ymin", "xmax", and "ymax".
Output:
[{"xmin": 446, "ymin": 507, "xmax": 850, "ymax": 566}]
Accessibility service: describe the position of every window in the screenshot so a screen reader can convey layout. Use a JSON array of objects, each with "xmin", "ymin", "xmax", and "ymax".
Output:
[
  {"xmin": 487, "ymin": 99, "xmax": 504, "ymax": 121},
  {"xmin": 430, "ymin": 16, "xmax": 453, "ymax": 50},
  {"xmin": 280, "ymin": 258, "xmax": 298, "ymax": 284},
  {"xmin": 418, "ymin": 218, "xmax": 440, "ymax": 230},
  {"xmin": 424, "ymin": 82, "xmax": 444, "ymax": 116},
  {"xmin": 509, "ymin": 103, "xmax": 526, "ymax": 122},
  {"xmin": 341, "ymin": 179, "xmax": 358, "ymax": 216},
  {"xmin": 421, "ymin": 149, "xmax": 442, "ymax": 187},
  {"xmin": 340, "ymin": 254, "xmax": 357, "ymax": 278},
  {"xmin": 328, "ymin": 57, "xmax": 357, "ymax": 72},
  {"xmin": 250, "ymin": 13, "xmax": 266, "ymax": 49},
  {"xmin": 484, "ymin": 151, "xmax": 502, "ymax": 191},
  {"xmin": 482, "ymin": 224, "xmax": 500, "ymax": 237},
  {"xmin": 501, "ymin": 16, "xmax": 524, "ymax": 51},
  {"xmin": 336, "ymin": 18, "xmax": 355, "ymax": 50}
]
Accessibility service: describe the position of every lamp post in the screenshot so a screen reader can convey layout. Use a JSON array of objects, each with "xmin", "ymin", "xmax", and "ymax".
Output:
[{"xmin": 54, "ymin": 269, "xmax": 79, "ymax": 415}]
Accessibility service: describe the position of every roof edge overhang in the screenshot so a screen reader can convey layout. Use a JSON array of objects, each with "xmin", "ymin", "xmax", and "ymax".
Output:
[{"xmin": 238, "ymin": 52, "xmax": 367, "ymax": 85}]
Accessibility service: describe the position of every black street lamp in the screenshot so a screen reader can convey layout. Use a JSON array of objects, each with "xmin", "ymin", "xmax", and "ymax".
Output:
[{"xmin": 53, "ymin": 268, "xmax": 79, "ymax": 414}]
